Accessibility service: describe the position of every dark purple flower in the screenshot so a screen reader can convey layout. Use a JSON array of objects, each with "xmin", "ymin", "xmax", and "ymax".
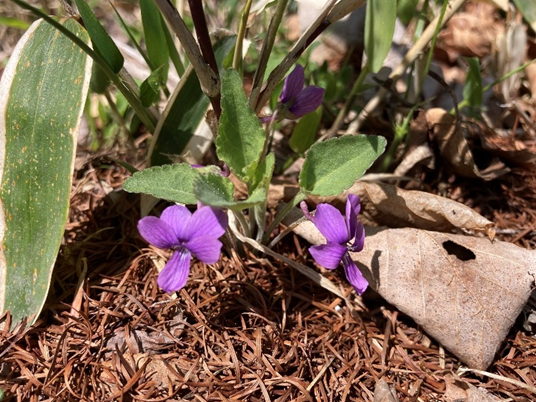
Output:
[
  {"xmin": 261, "ymin": 64, "xmax": 325, "ymax": 122},
  {"xmin": 138, "ymin": 205, "xmax": 228, "ymax": 293},
  {"xmin": 301, "ymin": 194, "xmax": 368, "ymax": 295}
]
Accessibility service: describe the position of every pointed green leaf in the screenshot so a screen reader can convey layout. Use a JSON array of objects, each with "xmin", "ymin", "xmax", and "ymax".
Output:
[
  {"xmin": 216, "ymin": 68, "xmax": 266, "ymax": 183},
  {"xmin": 365, "ymin": 0, "xmax": 397, "ymax": 73},
  {"xmin": 140, "ymin": 65, "xmax": 165, "ymax": 107},
  {"xmin": 151, "ymin": 36, "xmax": 236, "ymax": 166},
  {"xmin": 123, "ymin": 164, "xmax": 199, "ymax": 204},
  {"xmin": 299, "ymin": 135, "xmax": 387, "ymax": 196},
  {"xmin": 194, "ymin": 173, "xmax": 265, "ymax": 211},
  {"xmin": 0, "ymin": 18, "xmax": 92, "ymax": 326},
  {"xmin": 140, "ymin": 0, "xmax": 169, "ymax": 81},
  {"xmin": 463, "ymin": 57, "xmax": 483, "ymax": 112},
  {"xmin": 73, "ymin": 0, "xmax": 124, "ymax": 73}
]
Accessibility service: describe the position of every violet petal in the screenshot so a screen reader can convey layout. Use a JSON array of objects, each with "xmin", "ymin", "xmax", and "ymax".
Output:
[
  {"xmin": 186, "ymin": 236, "xmax": 223, "ymax": 264},
  {"xmin": 345, "ymin": 194, "xmax": 361, "ymax": 236},
  {"xmin": 289, "ymin": 86, "xmax": 325, "ymax": 118},
  {"xmin": 138, "ymin": 216, "xmax": 178, "ymax": 249},
  {"xmin": 342, "ymin": 254, "xmax": 368, "ymax": 295},
  {"xmin": 157, "ymin": 248, "xmax": 191, "ymax": 293},
  {"xmin": 314, "ymin": 203, "xmax": 349, "ymax": 244},
  {"xmin": 309, "ymin": 243, "xmax": 347, "ymax": 269},
  {"xmin": 160, "ymin": 205, "xmax": 192, "ymax": 241},
  {"xmin": 349, "ymin": 220, "xmax": 365, "ymax": 252},
  {"xmin": 189, "ymin": 206, "xmax": 228, "ymax": 239},
  {"xmin": 281, "ymin": 65, "xmax": 305, "ymax": 104}
]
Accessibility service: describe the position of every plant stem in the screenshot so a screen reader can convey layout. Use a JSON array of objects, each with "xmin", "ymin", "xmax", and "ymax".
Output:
[
  {"xmin": 253, "ymin": 0, "xmax": 364, "ymax": 113},
  {"xmin": 347, "ymin": 0, "xmax": 466, "ymax": 134},
  {"xmin": 188, "ymin": 0, "xmax": 221, "ymax": 117},
  {"xmin": 262, "ymin": 191, "xmax": 305, "ymax": 245},
  {"xmin": 249, "ymin": 0, "xmax": 289, "ymax": 109},
  {"xmin": 233, "ymin": 0, "xmax": 253, "ymax": 72},
  {"xmin": 152, "ymin": 0, "xmax": 219, "ymax": 100},
  {"xmin": 320, "ymin": 64, "xmax": 369, "ymax": 140}
]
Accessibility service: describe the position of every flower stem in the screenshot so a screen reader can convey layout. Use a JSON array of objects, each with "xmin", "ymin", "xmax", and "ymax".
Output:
[
  {"xmin": 233, "ymin": 0, "xmax": 253, "ymax": 72},
  {"xmin": 320, "ymin": 64, "xmax": 369, "ymax": 140},
  {"xmin": 262, "ymin": 191, "xmax": 306, "ymax": 245},
  {"xmin": 249, "ymin": 0, "xmax": 289, "ymax": 109}
]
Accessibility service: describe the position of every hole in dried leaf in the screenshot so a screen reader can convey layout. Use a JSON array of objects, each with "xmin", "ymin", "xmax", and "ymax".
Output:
[{"xmin": 442, "ymin": 240, "xmax": 476, "ymax": 261}]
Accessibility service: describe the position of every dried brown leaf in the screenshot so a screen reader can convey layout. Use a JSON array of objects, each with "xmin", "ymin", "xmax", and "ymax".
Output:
[
  {"xmin": 445, "ymin": 373, "xmax": 507, "ymax": 401},
  {"xmin": 426, "ymin": 108, "xmax": 509, "ymax": 180},
  {"xmin": 352, "ymin": 182, "xmax": 494, "ymax": 236},
  {"xmin": 374, "ymin": 378, "xmax": 399, "ymax": 402},
  {"xmin": 294, "ymin": 224, "xmax": 536, "ymax": 370}
]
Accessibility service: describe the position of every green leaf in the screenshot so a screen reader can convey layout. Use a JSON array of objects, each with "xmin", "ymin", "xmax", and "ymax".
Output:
[
  {"xmin": 123, "ymin": 164, "xmax": 199, "ymax": 204},
  {"xmin": 299, "ymin": 135, "xmax": 387, "ymax": 196},
  {"xmin": 150, "ymin": 36, "xmax": 236, "ymax": 166},
  {"xmin": 462, "ymin": 57, "xmax": 483, "ymax": 113},
  {"xmin": 364, "ymin": 0, "xmax": 397, "ymax": 73},
  {"xmin": 513, "ymin": 0, "xmax": 536, "ymax": 32},
  {"xmin": 289, "ymin": 107, "xmax": 322, "ymax": 154},
  {"xmin": 73, "ymin": 0, "xmax": 124, "ymax": 73},
  {"xmin": 140, "ymin": 65, "xmax": 165, "ymax": 107},
  {"xmin": 251, "ymin": 152, "xmax": 275, "ymax": 192},
  {"xmin": 397, "ymin": 0, "xmax": 419, "ymax": 26},
  {"xmin": 194, "ymin": 173, "xmax": 266, "ymax": 211},
  {"xmin": 216, "ymin": 68, "xmax": 265, "ymax": 182},
  {"xmin": 0, "ymin": 18, "xmax": 92, "ymax": 326},
  {"xmin": 140, "ymin": 0, "xmax": 169, "ymax": 81}
]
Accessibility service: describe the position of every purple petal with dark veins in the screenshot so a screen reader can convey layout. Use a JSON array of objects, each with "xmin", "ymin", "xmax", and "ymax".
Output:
[
  {"xmin": 160, "ymin": 205, "xmax": 192, "ymax": 241},
  {"xmin": 186, "ymin": 236, "xmax": 223, "ymax": 264},
  {"xmin": 288, "ymin": 86, "xmax": 325, "ymax": 118},
  {"xmin": 138, "ymin": 216, "xmax": 178, "ymax": 249},
  {"xmin": 348, "ymin": 220, "xmax": 365, "ymax": 252},
  {"xmin": 189, "ymin": 206, "xmax": 228, "ymax": 239},
  {"xmin": 342, "ymin": 254, "xmax": 368, "ymax": 295},
  {"xmin": 157, "ymin": 248, "xmax": 191, "ymax": 293},
  {"xmin": 281, "ymin": 65, "xmax": 305, "ymax": 104},
  {"xmin": 309, "ymin": 243, "xmax": 347, "ymax": 269},
  {"xmin": 314, "ymin": 203, "xmax": 349, "ymax": 244},
  {"xmin": 345, "ymin": 194, "xmax": 361, "ymax": 237}
]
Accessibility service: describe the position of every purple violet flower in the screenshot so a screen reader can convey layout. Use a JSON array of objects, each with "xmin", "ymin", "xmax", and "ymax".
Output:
[
  {"xmin": 138, "ymin": 204, "xmax": 228, "ymax": 293},
  {"xmin": 300, "ymin": 194, "xmax": 368, "ymax": 295},
  {"xmin": 261, "ymin": 64, "xmax": 325, "ymax": 122}
]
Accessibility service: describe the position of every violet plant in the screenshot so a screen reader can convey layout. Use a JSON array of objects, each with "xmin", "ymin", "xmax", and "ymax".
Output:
[{"xmin": 6, "ymin": 0, "xmax": 390, "ymax": 297}]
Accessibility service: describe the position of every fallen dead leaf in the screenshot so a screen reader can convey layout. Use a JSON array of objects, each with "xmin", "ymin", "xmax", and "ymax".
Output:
[
  {"xmin": 437, "ymin": 2, "xmax": 503, "ymax": 60},
  {"xmin": 445, "ymin": 373, "xmax": 507, "ymax": 401},
  {"xmin": 351, "ymin": 182, "xmax": 494, "ymax": 237},
  {"xmin": 374, "ymin": 378, "xmax": 399, "ymax": 402},
  {"xmin": 293, "ymin": 223, "xmax": 536, "ymax": 370},
  {"xmin": 426, "ymin": 108, "xmax": 510, "ymax": 180}
]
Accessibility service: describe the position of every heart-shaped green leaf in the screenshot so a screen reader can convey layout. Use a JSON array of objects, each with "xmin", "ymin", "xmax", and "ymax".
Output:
[
  {"xmin": 299, "ymin": 135, "xmax": 387, "ymax": 196},
  {"xmin": 123, "ymin": 164, "xmax": 200, "ymax": 205},
  {"xmin": 194, "ymin": 173, "xmax": 266, "ymax": 211}
]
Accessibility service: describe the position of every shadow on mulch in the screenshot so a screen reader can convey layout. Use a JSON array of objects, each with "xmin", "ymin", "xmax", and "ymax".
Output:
[{"xmin": 0, "ymin": 157, "xmax": 535, "ymax": 401}]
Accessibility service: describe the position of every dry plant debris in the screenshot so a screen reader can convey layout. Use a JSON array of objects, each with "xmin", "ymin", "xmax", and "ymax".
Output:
[{"xmin": 0, "ymin": 157, "xmax": 532, "ymax": 401}]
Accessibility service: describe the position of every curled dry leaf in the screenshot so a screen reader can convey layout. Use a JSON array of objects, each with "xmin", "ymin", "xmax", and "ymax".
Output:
[
  {"xmin": 426, "ymin": 108, "xmax": 509, "ymax": 180},
  {"xmin": 352, "ymin": 182, "xmax": 494, "ymax": 237},
  {"xmin": 445, "ymin": 373, "xmax": 507, "ymax": 402},
  {"xmin": 294, "ymin": 224, "xmax": 536, "ymax": 369}
]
